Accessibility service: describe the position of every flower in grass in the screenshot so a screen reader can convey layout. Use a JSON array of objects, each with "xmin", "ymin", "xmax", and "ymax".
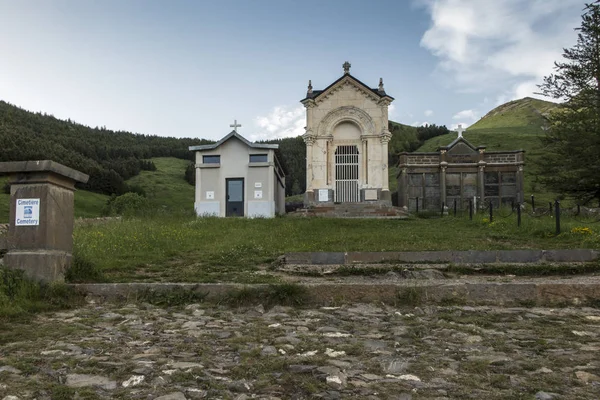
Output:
[{"xmin": 571, "ymin": 227, "xmax": 593, "ymax": 235}]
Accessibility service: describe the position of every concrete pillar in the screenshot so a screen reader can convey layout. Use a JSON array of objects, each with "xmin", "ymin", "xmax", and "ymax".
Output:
[{"xmin": 0, "ymin": 160, "xmax": 89, "ymax": 282}]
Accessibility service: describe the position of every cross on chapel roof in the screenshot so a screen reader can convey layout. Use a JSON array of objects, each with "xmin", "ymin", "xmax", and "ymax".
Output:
[
  {"xmin": 230, "ymin": 119, "xmax": 242, "ymax": 132},
  {"xmin": 457, "ymin": 124, "xmax": 465, "ymax": 138}
]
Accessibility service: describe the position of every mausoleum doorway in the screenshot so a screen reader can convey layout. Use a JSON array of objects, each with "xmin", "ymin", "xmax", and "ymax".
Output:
[{"xmin": 334, "ymin": 145, "xmax": 360, "ymax": 202}]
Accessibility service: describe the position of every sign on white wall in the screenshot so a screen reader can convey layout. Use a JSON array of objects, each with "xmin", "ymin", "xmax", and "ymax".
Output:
[
  {"xmin": 254, "ymin": 190, "xmax": 263, "ymax": 199},
  {"xmin": 255, "ymin": 182, "xmax": 262, "ymax": 188},
  {"xmin": 206, "ymin": 191, "xmax": 214, "ymax": 200},
  {"xmin": 15, "ymin": 198, "xmax": 40, "ymax": 226}
]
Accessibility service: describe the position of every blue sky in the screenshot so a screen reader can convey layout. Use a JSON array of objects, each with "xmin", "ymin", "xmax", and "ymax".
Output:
[{"xmin": 0, "ymin": 0, "xmax": 585, "ymax": 141}]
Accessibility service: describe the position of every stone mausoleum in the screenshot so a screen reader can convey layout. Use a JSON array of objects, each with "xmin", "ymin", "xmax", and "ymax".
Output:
[
  {"xmin": 397, "ymin": 128, "xmax": 525, "ymax": 211},
  {"xmin": 301, "ymin": 62, "xmax": 394, "ymax": 206}
]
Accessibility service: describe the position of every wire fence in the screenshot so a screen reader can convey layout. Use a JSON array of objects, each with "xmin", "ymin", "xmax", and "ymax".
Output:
[{"xmin": 413, "ymin": 195, "xmax": 600, "ymax": 233}]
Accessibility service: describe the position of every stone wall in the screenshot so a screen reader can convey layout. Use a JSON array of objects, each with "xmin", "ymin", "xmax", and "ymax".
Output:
[
  {"xmin": 406, "ymin": 155, "xmax": 439, "ymax": 165},
  {"xmin": 484, "ymin": 153, "xmax": 517, "ymax": 163}
]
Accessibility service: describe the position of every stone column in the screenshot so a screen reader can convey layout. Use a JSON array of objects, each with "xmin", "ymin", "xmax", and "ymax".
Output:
[
  {"xmin": 399, "ymin": 167, "xmax": 408, "ymax": 208},
  {"xmin": 302, "ymin": 101, "xmax": 316, "ymax": 205},
  {"xmin": 440, "ymin": 164, "xmax": 447, "ymax": 207},
  {"xmin": 517, "ymin": 165, "xmax": 524, "ymax": 203},
  {"xmin": 0, "ymin": 160, "xmax": 89, "ymax": 282},
  {"xmin": 380, "ymin": 134, "xmax": 392, "ymax": 204},
  {"xmin": 478, "ymin": 165, "xmax": 486, "ymax": 208}
]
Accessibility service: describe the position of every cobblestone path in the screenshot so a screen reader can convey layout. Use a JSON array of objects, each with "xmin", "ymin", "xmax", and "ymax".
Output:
[{"xmin": 1, "ymin": 302, "xmax": 599, "ymax": 399}]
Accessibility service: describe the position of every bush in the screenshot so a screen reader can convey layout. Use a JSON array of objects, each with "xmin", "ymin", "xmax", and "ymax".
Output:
[
  {"xmin": 2, "ymin": 183, "xmax": 9, "ymax": 195},
  {"xmin": 65, "ymin": 253, "xmax": 104, "ymax": 283},
  {"xmin": 103, "ymin": 192, "xmax": 151, "ymax": 216},
  {"xmin": 0, "ymin": 267, "xmax": 84, "ymax": 318},
  {"xmin": 126, "ymin": 184, "xmax": 147, "ymax": 197}
]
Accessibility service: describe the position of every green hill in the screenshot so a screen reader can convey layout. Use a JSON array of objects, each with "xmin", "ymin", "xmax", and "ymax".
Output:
[
  {"xmin": 416, "ymin": 97, "xmax": 560, "ymax": 203},
  {"xmin": 126, "ymin": 157, "xmax": 194, "ymax": 212}
]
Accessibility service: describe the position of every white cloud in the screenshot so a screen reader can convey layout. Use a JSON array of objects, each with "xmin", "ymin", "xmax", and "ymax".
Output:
[
  {"xmin": 420, "ymin": 0, "xmax": 582, "ymax": 101},
  {"xmin": 452, "ymin": 109, "xmax": 478, "ymax": 121},
  {"xmin": 411, "ymin": 121, "xmax": 430, "ymax": 127},
  {"xmin": 251, "ymin": 105, "xmax": 306, "ymax": 141},
  {"xmin": 424, "ymin": 109, "xmax": 434, "ymax": 117}
]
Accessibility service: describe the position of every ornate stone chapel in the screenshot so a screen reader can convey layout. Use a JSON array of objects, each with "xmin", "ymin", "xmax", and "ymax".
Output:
[{"xmin": 301, "ymin": 62, "xmax": 394, "ymax": 207}]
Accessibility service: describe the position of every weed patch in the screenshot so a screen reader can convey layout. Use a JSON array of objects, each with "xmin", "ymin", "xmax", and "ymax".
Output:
[
  {"xmin": 0, "ymin": 267, "xmax": 84, "ymax": 318},
  {"xmin": 225, "ymin": 284, "xmax": 309, "ymax": 308},
  {"xmin": 396, "ymin": 286, "xmax": 424, "ymax": 306}
]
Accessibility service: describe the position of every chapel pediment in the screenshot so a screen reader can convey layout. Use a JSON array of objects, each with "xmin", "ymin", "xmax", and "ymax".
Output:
[{"xmin": 301, "ymin": 62, "xmax": 394, "ymax": 105}]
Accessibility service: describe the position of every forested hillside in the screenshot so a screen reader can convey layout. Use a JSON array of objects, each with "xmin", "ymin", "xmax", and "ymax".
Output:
[{"xmin": 0, "ymin": 101, "xmax": 212, "ymax": 195}]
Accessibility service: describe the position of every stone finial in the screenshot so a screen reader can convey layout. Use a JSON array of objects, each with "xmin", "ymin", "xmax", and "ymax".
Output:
[
  {"xmin": 379, "ymin": 78, "xmax": 384, "ymax": 91},
  {"xmin": 307, "ymin": 80, "xmax": 313, "ymax": 94},
  {"xmin": 343, "ymin": 61, "xmax": 351, "ymax": 74}
]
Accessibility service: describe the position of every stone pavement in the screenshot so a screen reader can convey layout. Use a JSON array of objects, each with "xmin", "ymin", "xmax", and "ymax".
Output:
[{"xmin": 1, "ymin": 301, "xmax": 599, "ymax": 399}]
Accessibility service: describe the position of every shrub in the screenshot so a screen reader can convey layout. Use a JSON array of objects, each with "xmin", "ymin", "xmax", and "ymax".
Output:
[
  {"xmin": 2, "ymin": 183, "xmax": 9, "ymax": 194},
  {"xmin": 103, "ymin": 192, "xmax": 151, "ymax": 216},
  {"xmin": 65, "ymin": 253, "xmax": 104, "ymax": 283},
  {"xmin": 0, "ymin": 267, "xmax": 84, "ymax": 317}
]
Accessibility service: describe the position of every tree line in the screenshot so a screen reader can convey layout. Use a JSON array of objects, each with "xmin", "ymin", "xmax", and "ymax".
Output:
[{"xmin": 0, "ymin": 101, "xmax": 211, "ymax": 195}]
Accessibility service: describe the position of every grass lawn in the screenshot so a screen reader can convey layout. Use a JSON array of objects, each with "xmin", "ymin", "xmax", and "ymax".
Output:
[
  {"xmin": 126, "ymin": 157, "xmax": 194, "ymax": 212},
  {"xmin": 73, "ymin": 212, "xmax": 600, "ymax": 283}
]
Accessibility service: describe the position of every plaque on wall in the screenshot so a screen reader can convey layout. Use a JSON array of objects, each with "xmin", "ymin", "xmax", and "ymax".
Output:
[
  {"xmin": 318, "ymin": 189, "xmax": 329, "ymax": 202},
  {"xmin": 364, "ymin": 189, "xmax": 378, "ymax": 200}
]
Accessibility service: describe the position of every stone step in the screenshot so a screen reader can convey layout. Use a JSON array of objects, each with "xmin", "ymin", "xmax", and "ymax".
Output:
[{"xmin": 290, "ymin": 204, "xmax": 408, "ymax": 218}]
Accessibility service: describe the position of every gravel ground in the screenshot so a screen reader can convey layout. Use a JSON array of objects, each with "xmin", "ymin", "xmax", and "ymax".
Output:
[{"xmin": 1, "ymin": 301, "xmax": 600, "ymax": 399}]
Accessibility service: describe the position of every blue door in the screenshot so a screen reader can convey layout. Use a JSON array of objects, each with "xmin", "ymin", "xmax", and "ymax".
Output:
[{"xmin": 226, "ymin": 178, "xmax": 244, "ymax": 217}]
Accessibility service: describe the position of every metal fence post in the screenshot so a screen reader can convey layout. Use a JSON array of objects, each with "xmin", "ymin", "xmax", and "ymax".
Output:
[
  {"xmin": 441, "ymin": 202, "xmax": 445, "ymax": 218},
  {"xmin": 454, "ymin": 199, "xmax": 457, "ymax": 217},
  {"xmin": 549, "ymin": 202, "xmax": 552, "ymax": 213},
  {"xmin": 469, "ymin": 199, "xmax": 473, "ymax": 220},
  {"xmin": 517, "ymin": 203, "xmax": 521, "ymax": 227},
  {"xmin": 531, "ymin": 195, "xmax": 535, "ymax": 213},
  {"xmin": 489, "ymin": 201, "xmax": 493, "ymax": 223},
  {"xmin": 416, "ymin": 197, "xmax": 419, "ymax": 214},
  {"xmin": 555, "ymin": 200, "xmax": 561, "ymax": 235}
]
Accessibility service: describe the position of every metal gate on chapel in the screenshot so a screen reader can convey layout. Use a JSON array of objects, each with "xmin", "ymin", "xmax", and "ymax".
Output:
[{"xmin": 335, "ymin": 145, "xmax": 360, "ymax": 202}]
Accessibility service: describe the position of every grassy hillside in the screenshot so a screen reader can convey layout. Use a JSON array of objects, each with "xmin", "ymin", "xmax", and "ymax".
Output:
[
  {"xmin": 416, "ymin": 97, "xmax": 560, "ymax": 203},
  {"xmin": 125, "ymin": 157, "xmax": 194, "ymax": 212},
  {"xmin": 470, "ymin": 97, "xmax": 557, "ymax": 130}
]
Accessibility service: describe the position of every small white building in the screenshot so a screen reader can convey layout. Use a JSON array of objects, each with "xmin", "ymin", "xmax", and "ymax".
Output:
[{"xmin": 189, "ymin": 128, "xmax": 286, "ymax": 217}]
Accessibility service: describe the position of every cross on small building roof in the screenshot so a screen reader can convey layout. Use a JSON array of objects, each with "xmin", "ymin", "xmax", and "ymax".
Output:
[
  {"xmin": 230, "ymin": 119, "xmax": 242, "ymax": 132},
  {"xmin": 457, "ymin": 124, "xmax": 465, "ymax": 138}
]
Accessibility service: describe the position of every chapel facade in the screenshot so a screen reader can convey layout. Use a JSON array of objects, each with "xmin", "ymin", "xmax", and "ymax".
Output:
[{"xmin": 301, "ymin": 62, "xmax": 394, "ymax": 206}]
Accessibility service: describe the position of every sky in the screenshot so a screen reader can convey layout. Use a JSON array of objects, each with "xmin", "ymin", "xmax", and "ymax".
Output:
[{"xmin": 0, "ymin": 0, "xmax": 586, "ymax": 141}]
